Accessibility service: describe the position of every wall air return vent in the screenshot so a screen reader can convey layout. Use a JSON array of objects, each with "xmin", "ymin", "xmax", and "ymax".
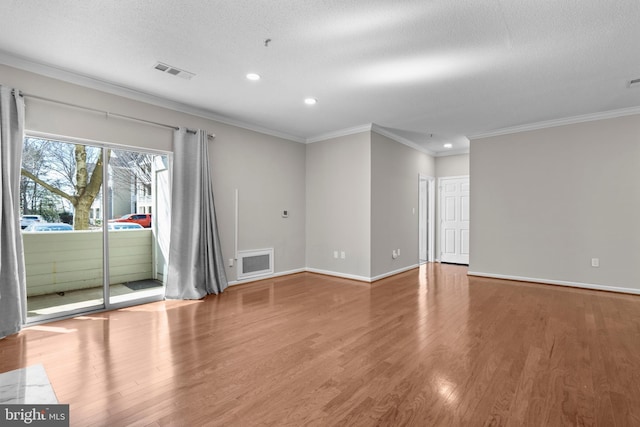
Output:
[
  {"xmin": 237, "ymin": 248, "xmax": 274, "ymax": 280},
  {"xmin": 627, "ymin": 78, "xmax": 640, "ymax": 89},
  {"xmin": 153, "ymin": 62, "xmax": 195, "ymax": 80}
]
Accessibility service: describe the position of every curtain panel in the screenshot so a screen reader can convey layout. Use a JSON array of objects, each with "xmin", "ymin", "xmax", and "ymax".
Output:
[
  {"xmin": 0, "ymin": 86, "xmax": 27, "ymax": 338},
  {"xmin": 165, "ymin": 128, "xmax": 228, "ymax": 299}
]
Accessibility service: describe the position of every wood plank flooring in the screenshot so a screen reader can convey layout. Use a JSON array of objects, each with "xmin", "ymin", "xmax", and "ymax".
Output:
[{"xmin": 2, "ymin": 263, "xmax": 640, "ymax": 426}]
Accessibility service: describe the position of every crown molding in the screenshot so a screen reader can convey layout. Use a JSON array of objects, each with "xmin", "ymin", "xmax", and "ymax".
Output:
[
  {"xmin": 305, "ymin": 124, "xmax": 373, "ymax": 143},
  {"xmin": 305, "ymin": 123, "xmax": 463, "ymax": 157},
  {"xmin": 371, "ymin": 124, "xmax": 437, "ymax": 156},
  {"xmin": 434, "ymin": 148, "xmax": 470, "ymax": 157},
  {"xmin": 0, "ymin": 50, "xmax": 478, "ymax": 151},
  {"xmin": 371, "ymin": 125, "xmax": 470, "ymax": 157},
  {"xmin": 0, "ymin": 50, "xmax": 305, "ymax": 143},
  {"xmin": 469, "ymin": 106, "xmax": 640, "ymax": 140}
]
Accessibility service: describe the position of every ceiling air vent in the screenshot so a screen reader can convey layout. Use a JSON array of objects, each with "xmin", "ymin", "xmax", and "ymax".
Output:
[
  {"xmin": 627, "ymin": 78, "xmax": 640, "ymax": 89},
  {"xmin": 154, "ymin": 62, "xmax": 195, "ymax": 80}
]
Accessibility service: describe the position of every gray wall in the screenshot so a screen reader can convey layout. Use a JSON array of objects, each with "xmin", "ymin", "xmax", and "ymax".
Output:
[
  {"xmin": 211, "ymin": 127, "xmax": 306, "ymax": 279},
  {"xmin": 305, "ymin": 132, "xmax": 371, "ymax": 279},
  {"xmin": 435, "ymin": 154, "xmax": 469, "ymax": 178},
  {"xmin": 2, "ymin": 64, "xmax": 306, "ymax": 283},
  {"xmin": 470, "ymin": 115, "xmax": 640, "ymax": 292},
  {"xmin": 371, "ymin": 131, "xmax": 434, "ymax": 278}
]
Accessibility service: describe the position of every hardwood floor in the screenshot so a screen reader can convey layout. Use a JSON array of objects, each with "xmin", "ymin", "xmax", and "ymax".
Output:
[{"xmin": 2, "ymin": 263, "xmax": 640, "ymax": 426}]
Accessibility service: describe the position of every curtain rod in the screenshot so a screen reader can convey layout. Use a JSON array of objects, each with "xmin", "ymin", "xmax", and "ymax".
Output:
[{"xmin": 17, "ymin": 91, "xmax": 213, "ymax": 137}]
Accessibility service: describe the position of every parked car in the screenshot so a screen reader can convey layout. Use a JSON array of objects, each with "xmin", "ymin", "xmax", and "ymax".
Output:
[
  {"xmin": 110, "ymin": 213, "xmax": 152, "ymax": 228},
  {"xmin": 23, "ymin": 222, "xmax": 73, "ymax": 232},
  {"xmin": 108, "ymin": 222, "xmax": 144, "ymax": 230},
  {"xmin": 20, "ymin": 214, "xmax": 45, "ymax": 229}
]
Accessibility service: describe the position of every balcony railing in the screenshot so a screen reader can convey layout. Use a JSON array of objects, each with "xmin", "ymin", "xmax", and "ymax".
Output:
[{"xmin": 22, "ymin": 229, "xmax": 154, "ymax": 297}]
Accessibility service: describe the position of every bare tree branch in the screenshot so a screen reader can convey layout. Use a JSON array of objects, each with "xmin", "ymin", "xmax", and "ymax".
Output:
[{"xmin": 21, "ymin": 169, "xmax": 77, "ymax": 205}]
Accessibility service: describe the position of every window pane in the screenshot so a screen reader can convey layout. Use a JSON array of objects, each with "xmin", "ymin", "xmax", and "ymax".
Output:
[
  {"xmin": 107, "ymin": 148, "xmax": 167, "ymax": 305},
  {"xmin": 22, "ymin": 137, "xmax": 169, "ymax": 321},
  {"xmin": 22, "ymin": 137, "xmax": 105, "ymax": 320}
]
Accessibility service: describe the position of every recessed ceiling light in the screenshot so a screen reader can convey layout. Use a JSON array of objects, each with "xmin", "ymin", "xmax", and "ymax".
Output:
[
  {"xmin": 304, "ymin": 97, "xmax": 317, "ymax": 105},
  {"xmin": 246, "ymin": 73, "xmax": 261, "ymax": 81},
  {"xmin": 444, "ymin": 143, "xmax": 453, "ymax": 149}
]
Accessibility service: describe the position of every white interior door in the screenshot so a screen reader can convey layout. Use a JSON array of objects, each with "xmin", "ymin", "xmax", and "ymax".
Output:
[{"xmin": 440, "ymin": 176, "xmax": 470, "ymax": 264}]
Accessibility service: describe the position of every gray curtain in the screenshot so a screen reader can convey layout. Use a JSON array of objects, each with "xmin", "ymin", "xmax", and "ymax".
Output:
[
  {"xmin": 0, "ymin": 86, "xmax": 26, "ymax": 338},
  {"xmin": 165, "ymin": 128, "xmax": 228, "ymax": 299}
]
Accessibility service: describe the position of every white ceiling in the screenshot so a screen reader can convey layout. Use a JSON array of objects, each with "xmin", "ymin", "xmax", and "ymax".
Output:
[{"xmin": 1, "ymin": 0, "xmax": 640, "ymax": 155}]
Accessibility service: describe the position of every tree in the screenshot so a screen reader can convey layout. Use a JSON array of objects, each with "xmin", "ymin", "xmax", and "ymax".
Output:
[
  {"xmin": 21, "ymin": 138, "xmax": 157, "ymax": 230},
  {"xmin": 21, "ymin": 141, "xmax": 108, "ymax": 231},
  {"xmin": 20, "ymin": 138, "xmax": 52, "ymax": 214}
]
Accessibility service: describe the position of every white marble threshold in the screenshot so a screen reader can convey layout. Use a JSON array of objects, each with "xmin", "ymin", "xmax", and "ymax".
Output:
[{"xmin": 0, "ymin": 364, "xmax": 58, "ymax": 404}]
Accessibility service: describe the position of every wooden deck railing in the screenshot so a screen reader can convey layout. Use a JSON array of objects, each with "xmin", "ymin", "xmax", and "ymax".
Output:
[{"xmin": 22, "ymin": 229, "xmax": 153, "ymax": 296}]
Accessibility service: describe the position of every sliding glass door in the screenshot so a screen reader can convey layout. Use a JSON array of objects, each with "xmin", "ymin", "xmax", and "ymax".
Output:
[
  {"xmin": 21, "ymin": 135, "xmax": 169, "ymax": 322},
  {"xmin": 107, "ymin": 148, "xmax": 168, "ymax": 305}
]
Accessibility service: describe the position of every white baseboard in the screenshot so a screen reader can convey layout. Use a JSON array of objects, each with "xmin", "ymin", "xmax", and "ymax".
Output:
[
  {"xmin": 227, "ymin": 268, "xmax": 306, "ymax": 286},
  {"xmin": 370, "ymin": 264, "xmax": 420, "ymax": 282},
  {"xmin": 304, "ymin": 268, "xmax": 372, "ymax": 283},
  {"xmin": 467, "ymin": 271, "xmax": 640, "ymax": 296},
  {"xmin": 228, "ymin": 264, "xmax": 424, "ymax": 287}
]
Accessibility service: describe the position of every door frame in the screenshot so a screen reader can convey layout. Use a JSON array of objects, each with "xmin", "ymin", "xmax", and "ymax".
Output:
[
  {"xmin": 419, "ymin": 174, "xmax": 435, "ymax": 263},
  {"xmin": 24, "ymin": 131, "xmax": 170, "ymax": 324}
]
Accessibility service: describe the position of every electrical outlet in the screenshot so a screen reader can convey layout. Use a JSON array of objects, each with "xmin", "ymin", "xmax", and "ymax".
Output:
[
  {"xmin": 340, "ymin": 251, "xmax": 346, "ymax": 259},
  {"xmin": 591, "ymin": 258, "xmax": 599, "ymax": 268},
  {"xmin": 333, "ymin": 251, "xmax": 338, "ymax": 259},
  {"xmin": 392, "ymin": 250, "xmax": 398, "ymax": 259}
]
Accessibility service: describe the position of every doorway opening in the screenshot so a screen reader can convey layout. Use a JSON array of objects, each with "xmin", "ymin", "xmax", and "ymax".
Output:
[{"xmin": 419, "ymin": 174, "xmax": 435, "ymax": 264}]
